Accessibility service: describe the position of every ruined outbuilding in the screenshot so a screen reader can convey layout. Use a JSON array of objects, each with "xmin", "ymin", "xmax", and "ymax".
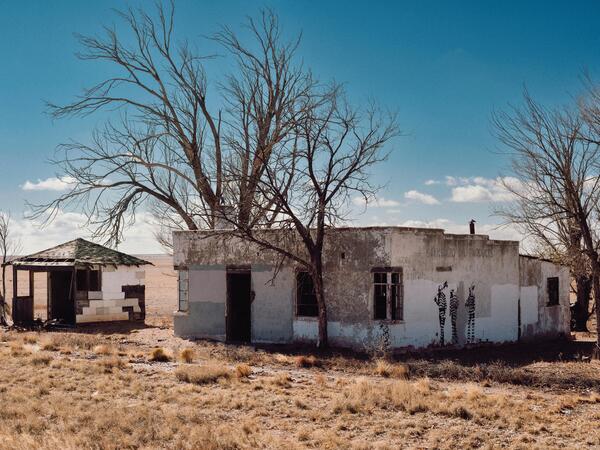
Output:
[
  {"xmin": 172, "ymin": 227, "xmax": 570, "ymax": 350},
  {"xmin": 10, "ymin": 238, "xmax": 151, "ymax": 326}
]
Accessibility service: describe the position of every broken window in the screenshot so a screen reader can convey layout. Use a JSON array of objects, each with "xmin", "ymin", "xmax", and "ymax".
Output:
[
  {"xmin": 373, "ymin": 269, "xmax": 403, "ymax": 320},
  {"xmin": 178, "ymin": 270, "xmax": 189, "ymax": 312},
  {"xmin": 296, "ymin": 271, "xmax": 318, "ymax": 317},
  {"xmin": 76, "ymin": 268, "xmax": 101, "ymax": 291},
  {"xmin": 547, "ymin": 277, "xmax": 559, "ymax": 306}
]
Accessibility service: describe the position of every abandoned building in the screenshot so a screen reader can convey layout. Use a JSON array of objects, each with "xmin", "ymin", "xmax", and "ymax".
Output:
[
  {"xmin": 172, "ymin": 226, "xmax": 570, "ymax": 350},
  {"xmin": 10, "ymin": 238, "xmax": 150, "ymax": 326}
]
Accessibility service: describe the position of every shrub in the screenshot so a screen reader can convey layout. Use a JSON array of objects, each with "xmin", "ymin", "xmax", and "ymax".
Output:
[
  {"xmin": 149, "ymin": 348, "xmax": 172, "ymax": 362},
  {"xmin": 180, "ymin": 348, "xmax": 195, "ymax": 363},
  {"xmin": 175, "ymin": 364, "xmax": 232, "ymax": 385}
]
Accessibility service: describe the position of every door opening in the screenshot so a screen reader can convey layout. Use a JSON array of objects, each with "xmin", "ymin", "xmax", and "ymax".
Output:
[
  {"xmin": 49, "ymin": 271, "xmax": 75, "ymax": 324},
  {"xmin": 226, "ymin": 270, "xmax": 252, "ymax": 342}
]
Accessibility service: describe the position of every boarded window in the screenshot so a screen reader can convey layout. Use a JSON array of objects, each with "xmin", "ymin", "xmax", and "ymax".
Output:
[
  {"xmin": 296, "ymin": 271, "xmax": 318, "ymax": 317},
  {"xmin": 178, "ymin": 270, "xmax": 189, "ymax": 312},
  {"xmin": 373, "ymin": 270, "xmax": 403, "ymax": 320},
  {"xmin": 76, "ymin": 269, "xmax": 101, "ymax": 291},
  {"xmin": 547, "ymin": 277, "xmax": 559, "ymax": 306}
]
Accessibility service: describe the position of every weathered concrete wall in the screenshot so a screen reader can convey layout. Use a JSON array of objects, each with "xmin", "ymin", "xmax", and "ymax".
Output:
[
  {"xmin": 174, "ymin": 267, "xmax": 227, "ymax": 340},
  {"xmin": 76, "ymin": 265, "xmax": 145, "ymax": 324},
  {"xmin": 519, "ymin": 256, "xmax": 570, "ymax": 340},
  {"xmin": 251, "ymin": 267, "xmax": 294, "ymax": 343},
  {"xmin": 294, "ymin": 228, "xmax": 520, "ymax": 349},
  {"xmin": 172, "ymin": 228, "xmax": 566, "ymax": 350}
]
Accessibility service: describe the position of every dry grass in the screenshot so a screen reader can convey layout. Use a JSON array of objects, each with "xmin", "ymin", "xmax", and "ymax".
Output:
[
  {"xmin": 179, "ymin": 347, "xmax": 195, "ymax": 363},
  {"xmin": 93, "ymin": 344, "xmax": 114, "ymax": 355},
  {"xmin": 235, "ymin": 363, "xmax": 253, "ymax": 378},
  {"xmin": 175, "ymin": 364, "xmax": 232, "ymax": 385},
  {"xmin": 374, "ymin": 359, "xmax": 409, "ymax": 379},
  {"xmin": 149, "ymin": 347, "xmax": 172, "ymax": 362},
  {"xmin": 295, "ymin": 355, "xmax": 321, "ymax": 368},
  {"xmin": 1, "ymin": 326, "xmax": 599, "ymax": 449}
]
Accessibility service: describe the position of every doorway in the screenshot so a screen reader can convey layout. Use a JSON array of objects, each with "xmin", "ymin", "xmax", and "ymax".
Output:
[
  {"xmin": 226, "ymin": 270, "xmax": 252, "ymax": 342},
  {"xmin": 49, "ymin": 271, "xmax": 75, "ymax": 324}
]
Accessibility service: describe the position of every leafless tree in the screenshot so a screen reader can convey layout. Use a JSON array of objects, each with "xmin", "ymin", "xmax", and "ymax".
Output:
[
  {"xmin": 0, "ymin": 212, "xmax": 22, "ymax": 325},
  {"xmin": 224, "ymin": 88, "xmax": 399, "ymax": 347},
  {"xmin": 32, "ymin": 3, "xmax": 316, "ymax": 248},
  {"xmin": 493, "ymin": 90, "xmax": 600, "ymax": 355}
]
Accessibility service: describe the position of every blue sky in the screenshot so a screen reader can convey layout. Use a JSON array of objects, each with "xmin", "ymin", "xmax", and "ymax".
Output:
[{"xmin": 1, "ymin": 0, "xmax": 600, "ymax": 253}]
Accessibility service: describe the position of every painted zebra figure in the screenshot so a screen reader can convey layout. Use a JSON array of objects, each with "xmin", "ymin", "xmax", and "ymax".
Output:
[
  {"xmin": 434, "ymin": 281, "xmax": 448, "ymax": 345},
  {"xmin": 465, "ymin": 285, "xmax": 476, "ymax": 343},
  {"xmin": 449, "ymin": 289, "xmax": 459, "ymax": 345}
]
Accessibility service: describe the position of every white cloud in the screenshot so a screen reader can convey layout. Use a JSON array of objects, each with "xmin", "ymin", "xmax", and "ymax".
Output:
[
  {"xmin": 352, "ymin": 196, "xmax": 400, "ymax": 208},
  {"xmin": 448, "ymin": 176, "xmax": 521, "ymax": 203},
  {"xmin": 22, "ymin": 176, "xmax": 76, "ymax": 191},
  {"xmin": 424, "ymin": 179, "xmax": 439, "ymax": 186},
  {"xmin": 12, "ymin": 210, "xmax": 164, "ymax": 255},
  {"xmin": 404, "ymin": 190, "xmax": 440, "ymax": 205}
]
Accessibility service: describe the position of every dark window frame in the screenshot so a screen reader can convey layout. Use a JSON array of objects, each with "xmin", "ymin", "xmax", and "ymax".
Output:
[
  {"xmin": 75, "ymin": 268, "xmax": 102, "ymax": 292},
  {"xmin": 547, "ymin": 276, "xmax": 559, "ymax": 306},
  {"xmin": 296, "ymin": 271, "xmax": 318, "ymax": 317},
  {"xmin": 372, "ymin": 269, "xmax": 403, "ymax": 321}
]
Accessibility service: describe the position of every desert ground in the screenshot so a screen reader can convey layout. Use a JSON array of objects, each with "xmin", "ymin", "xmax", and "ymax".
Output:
[{"xmin": 1, "ymin": 256, "xmax": 599, "ymax": 449}]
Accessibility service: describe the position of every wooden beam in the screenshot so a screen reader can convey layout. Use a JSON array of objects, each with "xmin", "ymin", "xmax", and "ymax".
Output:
[{"xmin": 12, "ymin": 266, "xmax": 17, "ymax": 302}]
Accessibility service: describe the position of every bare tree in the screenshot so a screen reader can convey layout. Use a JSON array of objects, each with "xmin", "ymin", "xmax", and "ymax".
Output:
[
  {"xmin": 224, "ymin": 88, "xmax": 399, "ymax": 347},
  {"xmin": 493, "ymin": 90, "xmax": 600, "ymax": 356},
  {"xmin": 0, "ymin": 212, "xmax": 22, "ymax": 325},
  {"xmin": 32, "ymin": 3, "xmax": 316, "ymax": 248}
]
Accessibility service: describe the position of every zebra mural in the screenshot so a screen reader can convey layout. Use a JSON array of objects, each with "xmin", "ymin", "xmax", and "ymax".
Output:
[
  {"xmin": 449, "ymin": 288, "xmax": 459, "ymax": 345},
  {"xmin": 433, "ymin": 281, "xmax": 448, "ymax": 345},
  {"xmin": 465, "ymin": 284, "xmax": 476, "ymax": 343}
]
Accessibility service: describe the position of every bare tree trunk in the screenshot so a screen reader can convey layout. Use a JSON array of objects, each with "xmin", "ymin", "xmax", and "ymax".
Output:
[
  {"xmin": 311, "ymin": 256, "xmax": 328, "ymax": 348},
  {"xmin": 573, "ymin": 275, "xmax": 592, "ymax": 331}
]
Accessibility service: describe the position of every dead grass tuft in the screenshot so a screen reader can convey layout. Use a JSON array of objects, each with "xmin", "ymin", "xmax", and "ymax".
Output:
[
  {"xmin": 175, "ymin": 364, "xmax": 232, "ymax": 384},
  {"xmin": 269, "ymin": 372, "xmax": 292, "ymax": 387},
  {"xmin": 30, "ymin": 353, "xmax": 52, "ymax": 366},
  {"xmin": 149, "ymin": 347, "xmax": 172, "ymax": 362},
  {"xmin": 179, "ymin": 347, "xmax": 195, "ymax": 363},
  {"xmin": 97, "ymin": 356, "xmax": 126, "ymax": 372},
  {"xmin": 39, "ymin": 337, "xmax": 59, "ymax": 351},
  {"xmin": 295, "ymin": 355, "xmax": 321, "ymax": 368},
  {"xmin": 235, "ymin": 363, "xmax": 252, "ymax": 378},
  {"xmin": 93, "ymin": 344, "xmax": 114, "ymax": 356},
  {"xmin": 374, "ymin": 360, "xmax": 409, "ymax": 379}
]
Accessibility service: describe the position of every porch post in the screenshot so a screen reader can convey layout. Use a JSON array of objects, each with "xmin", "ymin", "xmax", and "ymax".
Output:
[{"xmin": 12, "ymin": 265, "xmax": 17, "ymax": 321}]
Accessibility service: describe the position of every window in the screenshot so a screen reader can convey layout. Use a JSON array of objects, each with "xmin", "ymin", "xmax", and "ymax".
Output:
[
  {"xmin": 76, "ymin": 269, "xmax": 101, "ymax": 291},
  {"xmin": 547, "ymin": 277, "xmax": 559, "ymax": 306},
  {"xmin": 373, "ymin": 269, "xmax": 403, "ymax": 320},
  {"xmin": 178, "ymin": 270, "xmax": 189, "ymax": 312},
  {"xmin": 296, "ymin": 271, "xmax": 318, "ymax": 317}
]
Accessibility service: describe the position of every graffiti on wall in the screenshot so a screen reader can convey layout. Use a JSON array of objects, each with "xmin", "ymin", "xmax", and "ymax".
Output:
[
  {"xmin": 449, "ymin": 289, "xmax": 459, "ymax": 345},
  {"xmin": 433, "ymin": 281, "xmax": 448, "ymax": 345},
  {"xmin": 434, "ymin": 282, "xmax": 476, "ymax": 346},
  {"xmin": 465, "ymin": 284, "xmax": 476, "ymax": 344}
]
